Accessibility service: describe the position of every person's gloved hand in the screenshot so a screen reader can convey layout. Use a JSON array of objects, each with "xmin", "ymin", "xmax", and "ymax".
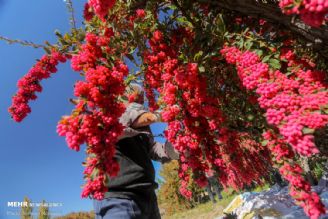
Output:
[{"xmin": 153, "ymin": 109, "xmax": 163, "ymax": 123}]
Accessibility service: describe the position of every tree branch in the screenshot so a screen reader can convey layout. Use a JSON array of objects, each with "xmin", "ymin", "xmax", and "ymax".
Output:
[
  {"xmin": 207, "ymin": 0, "xmax": 328, "ymax": 55},
  {"xmin": 0, "ymin": 35, "xmax": 46, "ymax": 49},
  {"xmin": 64, "ymin": 0, "xmax": 77, "ymax": 29}
]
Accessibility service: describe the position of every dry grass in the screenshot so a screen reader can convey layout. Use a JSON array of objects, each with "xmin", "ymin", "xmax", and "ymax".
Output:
[
  {"xmin": 161, "ymin": 184, "xmax": 270, "ymax": 219},
  {"xmin": 161, "ymin": 190, "xmax": 237, "ymax": 219}
]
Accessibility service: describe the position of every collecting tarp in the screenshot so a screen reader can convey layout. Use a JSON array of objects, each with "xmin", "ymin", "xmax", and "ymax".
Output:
[{"xmin": 217, "ymin": 182, "xmax": 328, "ymax": 219}]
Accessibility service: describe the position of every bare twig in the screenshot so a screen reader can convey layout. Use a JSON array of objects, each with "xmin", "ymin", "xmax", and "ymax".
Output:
[
  {"xmin": 0, "ymin": 35, "xmax": 46, "ymax": 49},
  {"xmin": 64, "ymin": 0, "xmax": 77, "ymax": 29}
]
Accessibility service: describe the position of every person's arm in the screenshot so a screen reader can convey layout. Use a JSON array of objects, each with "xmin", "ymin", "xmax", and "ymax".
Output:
[{"xmin": 131, "ymin": 111, "xmax": 161, "ymax": 128}]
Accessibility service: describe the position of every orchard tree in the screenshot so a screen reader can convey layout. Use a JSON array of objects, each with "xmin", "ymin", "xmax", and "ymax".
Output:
[
  {"xmin": 37, "ymin": 200, "xmax": 50, "ymax": 219},
  {"xmin": 20, "ymin": 196, "xmax": 33, "ymax": 219},
  {"xmin": 157, "ymin": 160, "xmax": 204, "ymax": 215},
  {"xmin": 53, "ymin": 211, "xmax": 94, "ymax": 219},
  {"xmin": 5, "ymin": 0, "xmax": 328, "ymax": 218}
]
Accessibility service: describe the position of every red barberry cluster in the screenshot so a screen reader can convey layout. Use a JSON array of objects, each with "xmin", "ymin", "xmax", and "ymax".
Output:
[
  {"xmin": 57, "ymin": 29, "xmax": 128, "ymax": 200},
  {"xmin": 221, "ymin": 46, "xmax": 327, "ymax": 218},
  {"xmin": 162, "ymin": 60, "xmax": 221, "ymax": 197},
  {"xmin": 71, "ymin": 31, "xmax": 112, "ymax": 72},
  {"xmin": 263, "ymin": 130, "xmax": 326, "ymax": 219},
  {"xmin": 221, "ymin": 46, "xmax": 328, "ymax": 156},
  {"xmin": 214, "ymin": 129, "xmax": 272, "ymax": 191},
  {"xmin": 144, "ymin": 30, "xmax": 272, "ymax": 197},
  {"xmin": 142, "ymin": 30, "xmax": 176, "ymax": 111},
  {"xmin": 279, "ymin": 0, "xmax": 301, "ymax": 14},
  {"xmin": 279, "ymin": 0, "xmax": 328, "ymax": 27},
  {"xmin": 9, "ymin": 50, "xmax": 67, "ymax": 122},
  {"xmin": 135, "ymin": 9, "xmax": 146, "ymax": 19},
  {"xmin": 83, "ymin": 3, "xmax": 95, "ymax": 21},
  {"xmin": 88, "ymin": 0, "xmax": 116, "ymax": 21}
]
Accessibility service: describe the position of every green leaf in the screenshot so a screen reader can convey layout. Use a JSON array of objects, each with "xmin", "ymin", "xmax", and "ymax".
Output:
[
  {"xmin": 262, "ymin": 55, "xmax": 272, "ymax": 63},
  {"xmin": 176, "ymin": 16, "xmax": 192, "ymax": 27},
  {"xmin": 124, "ymin": 73, "xmax": 137, "ymax": 84},
  {"xmin": 261, "ymin": 140, "xmax": 269, "ymax": 146},
  {"xmin": 198, "ymin": 66, "xmax": 205, "ymax": 73},
  {"xmin": 268, "ymin": 59, "xmax": 281, "ymax": 69},
  {"xmin": 242, "ymin": 27, "xmax": 250, "ymax": 35},
  {"xmin": 90, "ymin": 167, "xmax": 99, "ymax": 179},
  {"xmin": 244, "ymin": 40, "xmax": 253, "ymax": 50},
  {"xmin": 238, "ymin": 37, "xmax": 244, "ymax": 49},
  {"xmin": 194, "ymin": 51, "xmax": 203, "ymax": 61},
  {"xmin": 103, "ymin": 174, "xmax": 110, "ymax": 185},
  {"xmin": 273, "ymin": 53, "xmax": 280, "ymax": 59},
  {"xmin": 302, "ymin": 127, "xmax": 315, "ymax": 134},
  {"xmin": 321, "ymin": 104, "xmax": 328, "ymax": 114},
  {"xmin": 216, "ymin": 14, "xmax": 226, "ymax": 34},
  {"xmin": 178, "ymin": 53, "xmax": 187, "ymax": 63},
  {"xmin": 54, "ymin": 30, "xmax": 63, "ymax": 38},
  {"xmin": 285, "ymin": 71, "xmax": 294, "ymax": 76},
  {"xmin": 254, "ymin": 49, "xmax": 263, "ymax": 57},
  {"xmin": 259, "ymin": 41, "xmax": 267, "ymax": 48},
  {"xmin": 168, "ymin": 4, "xmax": 177, "ymax": 10}
]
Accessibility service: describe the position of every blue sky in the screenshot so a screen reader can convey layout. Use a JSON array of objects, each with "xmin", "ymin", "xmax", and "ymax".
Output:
[{"xmin": 0, "ymin": 1, "xmax": 165, "ymax": 217}]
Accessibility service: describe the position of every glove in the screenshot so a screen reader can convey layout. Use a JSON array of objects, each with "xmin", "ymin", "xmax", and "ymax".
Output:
[{"xmin": 153, "ymin": 110, "xmax": 163, "ymax": 123}]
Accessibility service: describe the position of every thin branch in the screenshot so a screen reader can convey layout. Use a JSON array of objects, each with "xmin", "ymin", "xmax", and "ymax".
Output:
[
  {"xmin": 0, "ymin": 35, "xmax": 46, "ymax": 49},
  {"xmin": 64, "ymin": 0, "xmax": 77, "ymax": 29}
]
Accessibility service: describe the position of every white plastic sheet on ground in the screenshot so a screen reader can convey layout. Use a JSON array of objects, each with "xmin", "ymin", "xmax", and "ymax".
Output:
[{"xmin": 216, "ymin": 179, "xmax": 328, "ymax": 219}]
